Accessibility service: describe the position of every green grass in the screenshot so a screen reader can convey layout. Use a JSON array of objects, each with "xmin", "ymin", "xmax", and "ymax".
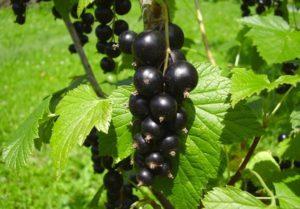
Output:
[{"xmin": 0, "ymin": 1, "xmax": 240, "ymax": 208}]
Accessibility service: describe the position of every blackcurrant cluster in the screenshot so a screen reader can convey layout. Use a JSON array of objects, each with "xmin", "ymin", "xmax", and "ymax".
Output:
[
  {"xmin": 240, "ymin": 0, "xmax": 283, "ymax": 17},
  {"xmin": 276, "ymin": 61, "xmax": 299, "ymax": 94},
  {"xmin": 11, "ymin": 0, "xmax": 29, "ymax": 25},
  {"xmin": 128, "ymin": 23, "xmax": 198, "ymax": 186},
  {"xmin": 94, "ymin": 0, "xmax": 132, "ymax": 73},
  {"xmin": 67, "ymin": 4, "xmax": 95, "ymax": 54}
]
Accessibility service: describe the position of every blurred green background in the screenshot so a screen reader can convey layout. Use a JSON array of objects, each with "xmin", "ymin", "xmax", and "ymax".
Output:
[{"xmin": 0, "ymin": 1, "xmax": 240, "ymax": 208}]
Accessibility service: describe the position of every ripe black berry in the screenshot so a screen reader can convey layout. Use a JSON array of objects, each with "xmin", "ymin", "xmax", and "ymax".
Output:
[
  {"xmin": 141, "ymin": 117, "xmax": 165, "ymax": 141},
  {"xmin": 282, "ymin": 62, "xmax": 298, "ymax": 75},
  {"xmin": 159, "ymin": 135, "xmax": 179, "ymax": 157},
  {"xmin": 276, "ymin": 84, "xmax": 291, "ymax": 94},
  {"xmin": 12, "ymin": 3, "xmax": 26, "ymax": 15},
  {"xmin": 243, "ymin": 0, "xmax": 255, "ymax": 6},
  {"xmin": 68, "ymin": 44, "xmax": 77, "ymax": 53},
  {"xmin": 134, "ymin": 66, "xmax": 164, "ymax": 97},
  {"xmin": 280, "ymin": 160, "xmax": 292, "ymax": 170},
  {"xmin": 166, "ymin": 23, "xmax": 185, "ymax": 49},
  {"xmin": 15, "ymin": 15, "xmax": 26, "ymax": 25},
  {"xmin": 79, "ymin": 34, "xmax": 89, "ymax": 45},
  {"xmin": 96, "ymin": 41, "xmax": 108, "ymax": 54},
  {"xmin": 95, "ymin": 24, "xmax": 113, "ymax": 42},
  {"xmin": 132, "ymin": 30, "xmax": 166, "ymax": 66},
  {"xmin": 274, "ymin": 9, "xmax": 283, "ymax": 17},
  {"xmin": 104, "ymin": 170, "xmax": 123, "ymax": 191},
  {"xmin": 167, "ymin": 108, "xmax": 187, "ymax": 132},
  {"xmin": 118, "ymin": 30, "xmax": 137, "ymax": 54},
  {"xmin": 129, "ymin": 94, "xmax": 149, "ymax": 119},
  {"xmin": 122, "ymin": 184, "xmax": 133, "ymax": 197},
  {"xmin": 81, "ymin": 13, "xmax": 94, "ymax": 25},
  {"xmin": 278, "ymin": 133, "xmax": 287, "ymax": 142},
  {"xmin": 165, "ymin": 61, "xmax": 198, "ymax": 97},
  {"xmin": 114, "ymin": 20, "xmax": 129, "ymax": 36},
  {"xmin": 105, "ymin": 42, "xmax": 121, "ymax": 58},
  {"xmin": 169, "ymin": 49, "xmax": 186, "ymax": 64},
  {"xmin": 136, "ymin": 168, "xmax": 153, "ymax": 186},
  {"xmin": 256, "ymin": 4, "xmax": 265, "ymax": 14},
  {"xmin": 156, "ymin": 161, "xmax": 173, "ymax": 178},
  {"xmin": 242, "ymin": 8, "xmax": 251, "ymax": 17},
  {"xmin": 52, "ymin": 6, "xmax": 62, "ymax": 19},
  {"xmin": 115, "ymin": 0, "xmax": 131, "ymax": 15},
  {"xmin": 82, "ymin": 23, "xmax": 92, "ymax": 34},
  {"xmin": 101, "ymin": 57, "xmax": 115, "ymax": 72},
  {"xmin": 71, "ymin": 4, "xmax": 79, "ymax": 19},
  {"xmin": 150, "ymin": 93, "xmax": 178, "ymax": 123},
  {"xmin": 73, "ymin": 21, "xmax": 83, "ymax": 34},
  {"xmin": 115, "ymin": 157, "xmax": 132, "ymax": 171},
  {"xmin": 134, "ymin": 153, "xmax": 145, "ymax": 168},
  {"xmin": 102, "ymin": 156, "xmax": 113, "ymax": 169},
  {"xmin": 93, "ymin": 163, "xmax": 105, "ymax": 173},
  {"xmin": 95, "ymin": 7, "xmax": 113, "ymax": 24},
  {"xmin": 95, "ymin": 0, "xmax": 113, "ymax": 8},
  {"xmin": 133, "ymin": 133, "xmax": 151, "ymax": 154},
  {"xmin": 145, "ymin": 152, "xmax": 164, "ymax": 169}
]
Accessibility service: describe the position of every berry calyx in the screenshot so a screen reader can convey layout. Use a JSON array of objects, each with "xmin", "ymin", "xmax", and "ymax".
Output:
[
  {"xmin": 105, "ymin": 42, "xmax": 121, "ymax": 58},
  {"xmin": 118, "ymin": 30, "xmax": 137, "ymax": 54}
]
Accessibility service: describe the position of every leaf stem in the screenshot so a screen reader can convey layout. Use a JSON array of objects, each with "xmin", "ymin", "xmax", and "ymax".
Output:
[
  {"xmin": 249, "ymin": 170, "xmax": 276, "ymax": 206},
  {"xmin": 269, "ymin": 87, "xmax": 293, "ymax": 119},
  {"xmin": 62, "ymin": 16, "xmax": 106, "ymax": 98},
  {"xmin": 194, "ymin": 0, "xmax": 216, "ymax": 66}
]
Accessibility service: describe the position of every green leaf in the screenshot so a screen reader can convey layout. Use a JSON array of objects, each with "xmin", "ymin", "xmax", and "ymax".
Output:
[
  {"xmin": 230, "ymin": 68, "xmax": 300, "ymax": 106},
  {"xmin": 202, "ymin": 186, "xmax": 267, "ymax": 209},
  {"xmin": 77, "ymin": 0, "xmax": 93, "ymax": 17},
  {"xmin": 53, "ymin": 0, "xmax": 77, "ymax": 18},
  {"xmin": 277, "ymin": 134, "xmax": 300, "ymax": 161},
  {"xmin": 240, "ymin": 16, "xmax": 300, "ymax": 64},
  {"xmin": 50, "ymin": 85, "xmax": 112, "ymax": 171},
  {"xmin": 153, "ymin": 63, "xmax": 231, "ymax": 209},
  {"xmin": 2, "ymin": 97, "xmax": 51, "ymax": 169},
  {"xmin": 273, "ymin": 170, "xmax": 300, "ymax": 209},
  {"xmin": 221, "ymin": 104, "xmax": 264, "ymax": 144},
  {"xmin": 290, "ymin": 108, "xmax": 300, "ymax": 133},
  {"xmin": 98, "ymin": 86, "xmax": 134, "ymax": 163}
]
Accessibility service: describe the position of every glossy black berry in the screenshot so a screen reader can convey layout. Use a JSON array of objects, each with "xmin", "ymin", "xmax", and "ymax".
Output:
[
  {"xmin": 165, "ymin": 61, "xmax": 198, "ymax": 97},
  {"xmin": 12, "ymin": 3, "xmax": 26, "ymax": 15},
  {"xmin": 134, "ymin": 152, "xmax": 145, "ymax": 168},
  {"xmin": 95, "ymin": 7, "xmax": 113, "ymax": 24},
  {"xmin": 91, "ymin": 154, "xmax": 102, "ymax": 164},
  {"xmin": 95, "ymin": 24, "xmax": 113, "ymax": 42},
  {"xmin": 82, "ymin": 23, "xmax": 92, "ymax": 34},
  {"xmin": 73, "ymin": 21, "xmax": 83, "ymax": 34},
  {"xmin": 79, "ymin": 34, "xmax": 89, "ymax": 45},
  {"xmin": 276, "ymin": 84, "xmax": 291, "ymax": 94},
  {"xmin": 104, "ymin": 170, "xmax": 123, "ymax": 191},
  {"xmin": 243, "ymin": 0, "xmax": 255, "ymax": 6},
  {"xmin": 132, "ymin": 30, "xmax": 166, "ymax": 66},
  {"xmin": 278, "ymin": 133, "xmax": 288, "ymax": 142},
  {"xmin": 93, "ymin": 163, "xmax": 105, "ymax": 173},
  {"xmin": 115, "ymin": 0, "xmax": 131, "ymax": 15},
  {"xmin": 156, "ymin": 161, "xmax": 173, "ymax": 178},
  {"xmin": 256, "ymin": 4, "xmax": 265, "ymax": 14},
  {"xmin": 134, "ymin": 66, "xmax": 164, "ymax": 97},
  {"xmin": 96, "ymin": 41, "xmax": 108, "ymax": 54},
  {"xmin": 280, "ymin": 160, "xmax": 292, "ymax": 170},
  {"xmin": 150, "ymin": 93, "xmax": 178, "ymax": 123},
  {"xmin": 52, "ymin": 6, "xmax": 62, "ymax": 19},
  {"xmin": 105, "ymin": 42, "xmax": 121, "ymax": 58},
  {"xmin": 145, "ymin": 152, "xmax": 164, "ymax": 169},
  {"xmin": 83, "ymin": 128, "xmax": 98, "ymax": 147},
  {"xmin": 141, "ymin": 117, "xmax": 165, "ymax": 141},
  {"xmin": 95, "ymin": 0, "xmax": 114, "ymax": 7},
  {"xmin": 118, "ymin": 30, "xmax": 137, "ymax": 54},
  {"xmin": 245, "ymin": 180, "xmax": 259, "ymax": 194},
  {"xmin": 114, "ymin": 20, "xmax": 129, "ymax": 36},
  {"xmin": 129, "ymin": 94, "xmax": 149, "ymax": 119},
  {"xmin": 133, "ymin": 133, "xmax": 151, "ymax": 154},
  {"xmin": 15, "ymin": 15, "xmax": 26, "ymax": 25},
  {"xmin": 166, "ymin": 23, "xmax": 185, "ymax": 49},
  {"xmin": 168, "ymin": 49, "xmax": 186, "ymax": 64},
  {"xmin": 159, "ymin": 135, "xmax": 179, "ymax": 157},
  {"xmin": 102, "ymin": 156, "xmax": 113, "ymax": 169},
  {"xmin": 136, "ymin": 168, "xmax": 153, "ymax": 186},
  {"xmin": 242, "ymin": 8, "xmax": 251, "ymax": 17},
  {"xmin": 264, "ymin": 0, "xmax": 272, "ymax": 7},
  {"xmin": 101, "ymin": 57, "xmax": 115, "ymax": 72},
  {"xmin": 81, "ymin": 13, "xmax": 94, "ymax": 25},
  {"xmin": 282, "ymin": 62, "xmax": 298, "ymax": 75},
  {"xmin": 68, "ymin": 44, "xmax": 77, "ymax": 53},
  {"xmin": 167, "ymin": 108, "xmax": 187, "ymax": 132}
]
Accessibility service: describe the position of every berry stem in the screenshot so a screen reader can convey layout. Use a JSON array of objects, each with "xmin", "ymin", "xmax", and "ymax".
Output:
[
  {"xmin": 194, "ymin": 0, "xmax": 216, "ymax": 66},
  {"xmin": 63, "ymin": 16, "xmax": 106, "ymax": 98},
  {"xmin": 161, "ymin": 2, "xmax": 171, "ymax": 75}
]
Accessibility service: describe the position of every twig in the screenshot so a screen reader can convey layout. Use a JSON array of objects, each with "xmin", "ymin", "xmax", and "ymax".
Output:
[
  {"xmin": 194, "ymin": 0, "xmax": 216, "ymax": 66},
  {"xmin": 161, "ymin": 2, "xmax": 171, "ymax": 75},
  {"xmin": 63, "ymin": 16, "xmax": 106, "ymax": 98},
  {"xmin": 151, "ymin": 188, "xmax": 174, "ymax": 209},
  {"xmin": 228, "ymin": 136, "xmax": 261, "ymax": 185}
]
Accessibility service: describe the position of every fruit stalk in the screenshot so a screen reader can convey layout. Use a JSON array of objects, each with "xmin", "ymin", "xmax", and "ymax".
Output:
[
  {"xmin": 162, "ymin": 2, "xmax": 171, "ymax": 74},
  {"xmin": 63, "ymin": 16, "xmax": 106, "ymax": 98},
  {"xmin": 194, "ymin": 0, "xmax": 216, "ymax": 66}
]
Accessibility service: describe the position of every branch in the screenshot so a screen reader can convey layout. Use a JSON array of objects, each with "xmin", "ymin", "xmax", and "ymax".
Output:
[
  {"xmin": 228, "ymin": 136, "xmax": 261, "ymax": 185},
  {"xmin": 63, "ymin": 16, "xmax": 106, "ymax": 98},
  {"xmin": 151, "ymin": 188, "xmax": 174, "ymax": 209},
  {"xmin": 194, "ymin": 0, "xmax": 216, "ymax": 66}
]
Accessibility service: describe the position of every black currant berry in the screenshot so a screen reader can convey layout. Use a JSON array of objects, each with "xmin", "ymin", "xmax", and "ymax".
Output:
[
  {"xmin": 118, "ymin": 30, "xmax": 137, "ymax": 54},
  {"xmin": 129, "ymin": 94, "xmax": 149, "ymax": 119},
  {"xmin": 132, "ymin": 30, "xmax": 166, "ymax": 66},
  {"xmin": 134, "ymin": 66, "xmax": 164, "ymax": 97},
  {"xmin": 274, "ymin": 9, "xmax": 283, "ymax": 17},
  {"xmin": 145, "ymin": 152, "xmax": 164, "ymax": 170},
  {"xmin": 82, "ymin": 23, "xmax": 92, "ymax": 34},
  {"xmin": 156, "ymin": 161, "xmax": 173, "ymax": 178},
  {"xmin": 133, "ymin": 133, "xmax": 151, "ymax": 154},
  {"xmin": 276, "ymin": 84, "xmax": 291, "ymax": 94},
  {"xmin": 73, "ymin": 21, "xmax": 83, "ymax": 34},
  {"xmin": 264, "ymin": 0, "xmax": 272, "ymax": 7},
  {"xmin": 242, "ymin": 8, "xmax": 251, "ymax": 17},
  {"xmin": 93, "ymin": 163, "xmax": 105, "ymax": 173},
  {"xmin": 150, "ymin": 93, "xmax": 178, "ymax": 123},
  {"xmin": 95, "ymin": 7, "xmax": 113, "ymax": 24},
  {"xmin": 91, "ymin": 145, "xmax": 99, "ymax": 155},
  {"xmin": 165, "ymin": 23, "xmax": 185, "ymax": 49},
  {"xmin": 71, "ymin": 4, "xmax": 79, "ymax": 19},
  {"xmin": 115, "ymin": 0, "xmax": 131, "ymax": 15},
  {"xmin": 136, "ymin": 168, "xmax": 153, "ymax": 186},
  {"xmin": 122, "ymin": 184, "xmax": 133, "ymax": 197},
  {"xmin": 165, "ymin": 61, "xmax": 198, "ymax": 97},
  {"xmin": 240, "ymin": 3, "xmax": 249, "ymax": 11},
  {"xmin": 114, "ymin": 20, "xmax": 129, "ymax": 36},
  {"xmin": 12, "ymin": 3, "xmax": 26, "ymax": 15},
  {"xmin": 52, "ymin": 6, "xmax": 62, "ymax": 19},
  {"xmin": 15, "ymin": 15, "xmax": 26, "ymax": 25},
  {"xmin": 134, "ymin": 152, "xmax": 145, "ymax": 168},
  {"xmin": 294, "ymin": 161, "xmax": 300, "ymax": 168},
  {"xmin": 167, "ymin": 108, "xmax": 187, "ymax": 132},
  {"xmin": 104, "ymin": 170, "xmax": 123, "ymax": 191},
  {"xmin": 95, "ymin": 0, "xmax": 113, "ymax": 8},
  {"xmin": 278, "ymin": 133, "xmax": 287, "ymax": 142},
  {"xmin": 83, "ymin": 128, "xmax": 98, "ymax": 147},
  {"xmin": 245, "ymin": 180, "xmax": 259, "ymax": 194},
  {"xmin": 79, "ymin": 34, "xmax": 89, "ymax": 45},
  {"xmin": 101, "ymin": 57, "xmax": 115, "ymax": 72},
  {"xmin": 141, "ymin": 117, "xmax": 165, "ymax": 141},
  {"xmin": 280, "ymin": 160, "xmax": 292, "ymax": 170},
  {"xmin": 96, "ymin": 41, "xmax": 108, "ymax": 54},
  {"xmin": 115, "ymin": 157, "xmax": 132, "ymax": 171},
  {"xmin": 243, "ymin": 0, "xmax": 255, "ymax": 6},
  {"xmin": 81, "ymin": 13, "xmax": 94, "ymax": 25},
  {"xmin": 91, "ymin": 154, "xmax": 102, "ymax": 164},
  {"xmin": 102, "ymin": 156, "xmax": 113, "ymax": 169},
  {"xmin": 159, "ymin": 135, "xmax": 179, "ymax": 157},
  {"xmin": 168, "ymin": 49, "xmax": 186, "ymax": 64},
  {"xmin": 256, "ymin": 4, "xmax": 265, "ymax": 14},
  {"xmin": 282, "ymin": 62, "xmax": 298, "ymax": 75},
  {"xmin": 68, "ymin": 44, "xmax": 77, "ymax": 53},
  {"xmin": 106, "ymin": 190, "xmax": 121, "ymax": 202},
  {"xmin": 105, "ymin": 42, "xmax": 121, "ymax": 58},
  {"xmin": 95, "ymin": 24, "xmax": 113, "ymax": 42}
]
